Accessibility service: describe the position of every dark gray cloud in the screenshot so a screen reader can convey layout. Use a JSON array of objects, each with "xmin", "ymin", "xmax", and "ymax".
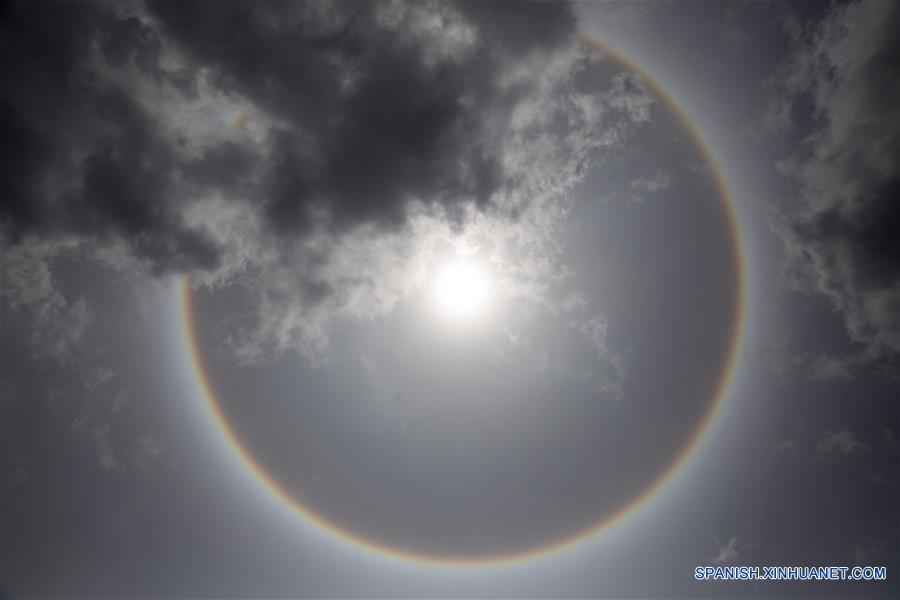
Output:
[
  {"xmin": 147, "ymin": 1, "xmax": 518, "ymax": 232},
  {"xmin": 1, "ymin": 1, "xmax": 576, "ymax": 266},
  {"xmin": 0, "ymin": 4, "xmax": 218, "ymax": 273},
  {"xmin": 2, "ymin": 1, "xmax": 635, "ymax": 364},
  {"xmin": 770, "ymin": 0, "xmax": 900, "ymax": 365}
]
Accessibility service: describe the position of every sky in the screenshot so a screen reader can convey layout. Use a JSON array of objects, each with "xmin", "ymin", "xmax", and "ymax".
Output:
[{"xmin": 1, "ymin": 1, "xmax": 898, "ymax": 598}]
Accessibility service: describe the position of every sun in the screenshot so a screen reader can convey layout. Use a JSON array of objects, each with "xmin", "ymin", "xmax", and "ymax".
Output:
[{"xmin": 431, "ymin": 259, "xmax": 491, "ymax": 321}]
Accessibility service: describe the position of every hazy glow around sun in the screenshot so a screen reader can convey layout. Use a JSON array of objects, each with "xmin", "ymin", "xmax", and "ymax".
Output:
[{"xmin": 431, "ymin": 258, "xmax": 491, "ymax": 321}]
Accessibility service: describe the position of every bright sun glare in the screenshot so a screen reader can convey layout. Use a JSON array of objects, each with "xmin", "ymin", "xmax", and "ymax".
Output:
[{"xmin": 431, "ymin": 259, "xmax": 490, "ymax": 321}]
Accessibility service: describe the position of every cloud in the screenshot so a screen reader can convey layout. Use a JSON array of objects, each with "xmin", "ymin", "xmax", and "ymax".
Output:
[
  {"xmin": 883, "ymin": 429, "xmax": 897, "ymax": 452},
  {"xmin": 711, "ymin": 535, "xmax": 741, "ymax": 565},
  {"xmin": 578, "ymin": 317, "xmax": 626, "ymax": 401},
  {"xmin": 133, "ymin": 436, "xmax": 165, "ymax": 470},
  {"xmin": 1, "ymin": 2, "xmax": 653, "ymax": 364},
  {"xmin": 816, "ymin": 430, "xmax": 868, "ymax": 459},
  {"xmin": 807, "ymin": 355, "xmax": 855, "ymax": 381},
  {"xmin": 0, "ymin": 240, "xmax": 91, "ymax": 358},
  {"xmin": 629, "ymin": 168, "xmax": 672, "ymax": 203},
  {"xmin": 769, "ymin": 1, "xmax": 900, "ymax": 365},
  {"xmin": 0, "ymin": 4, "xmax": 219, "ymax": 275},
  {"xmin": 772, "ymin": 439, "xmax": 796, "ymax": 453},
  {"xmin": 630, "ymin": 168, "xmax": 672, "ymax": 194}
]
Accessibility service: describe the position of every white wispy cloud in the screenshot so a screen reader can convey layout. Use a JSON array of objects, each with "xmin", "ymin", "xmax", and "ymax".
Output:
[
  {"xmin": 712, "ymin": 535, "xmax": 741, "ymax": 565},
  {"xmin": 816, "ymin": 430, "xmax": 868, "ymax": 459}
]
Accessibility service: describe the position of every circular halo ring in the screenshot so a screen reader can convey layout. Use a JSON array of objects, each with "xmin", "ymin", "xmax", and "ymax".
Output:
[{"xmin": 179, "ymin": 34, "xmax": 748, "ymax": 568}]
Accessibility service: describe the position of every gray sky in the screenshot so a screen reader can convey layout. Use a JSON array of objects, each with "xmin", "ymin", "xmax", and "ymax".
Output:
[{"xmin": 1, "ymin": 1, "xmax": 897, "ymax": 598}]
